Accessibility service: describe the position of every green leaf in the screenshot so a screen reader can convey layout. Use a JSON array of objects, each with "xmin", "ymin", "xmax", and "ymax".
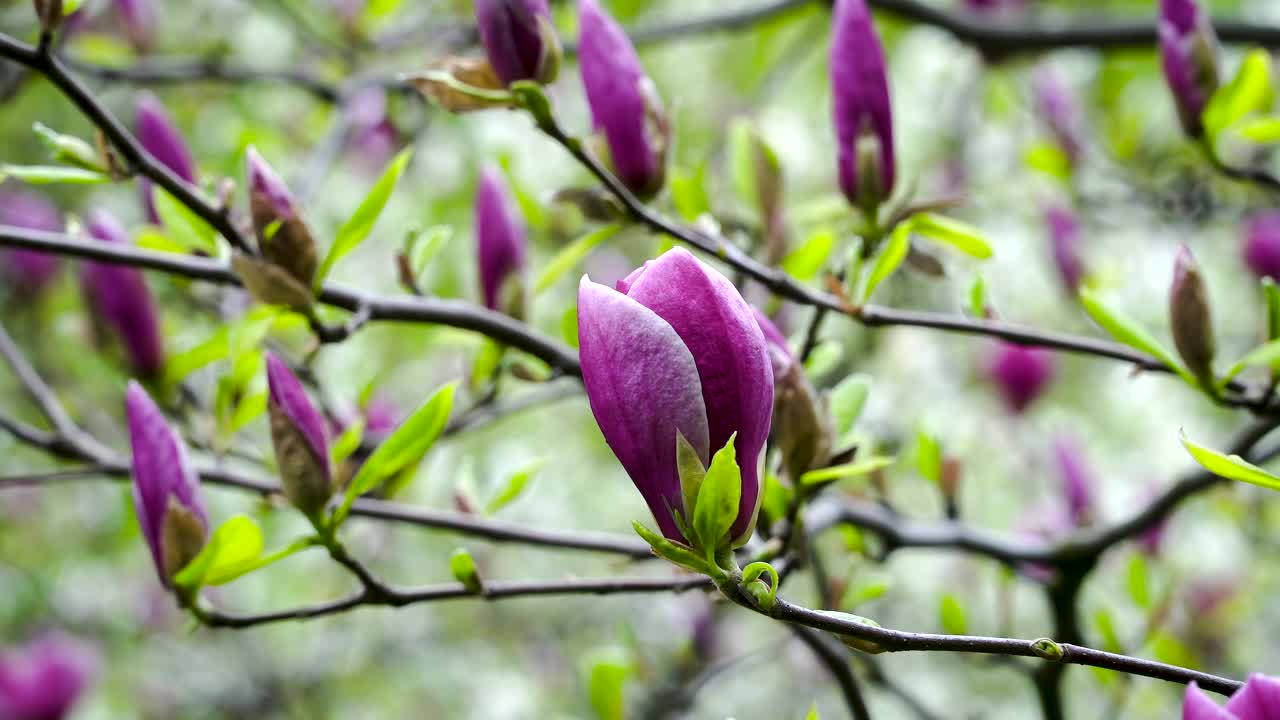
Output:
[
  {"xmin": 338, "ymin": 383, "xmax": 457, "ymax": 522},
  {"xmin": 969, "ymin": 275, "xmax": 987, "ymax": 318},
  {"xmin": 863, "ymin": 221, "xmax": 912, "ymax": 301},
  {"xmin": 0, "ymin": 164, "xmax": 109, "ymax": 184},
  {"xmin": 692, "ymin": 434, "xmax": 741, "ymax": 557},
  {"xmin": 173, "ymin": 515, "xmax": 265, "ymax": 589},
  {"xmin": 803, "ymin": 340, "xmax": 843, "ymax": 378},
  {"xmin": 536, "ymin": 223, "xmax": 622, "ymax": 294},
  {"xmin": 228, "ymin": 390, "xmax": 267, "ymax": 434},
  {"xmin": 471, "ymin": 338, "xmax": 506, "ymax": 389},
  {"xmin": 670, "ymin": 164, "xmax": 711, "ymax": 222},
  {"xmin": 1204, "ymin": 49, "xmax": 1275, "ymax": 142},
  {"xmin": 939, "ymin": 594, "xmax": 967, "ymax": 635},
  {"xmin": 1151, "ymin": 630, "xmax": 1198, "ymax": 670},
  {"xmin": 587, "ymin": 655, "xmax": 629, "ymax": 720},
  {"xmin": 911, "ymin": 213, "xmax": 993, "ymax": 259},
  {"xmin": 805, "ymin": 704, "xmax": 820, "ymax": 720},
  {"xmin": 561, "ymin": 306, "xmax": 579, "ymax": 348},
  {"xmin": 1094, "ymin": 609, "xmax": 1123, "ymax": 654},
  {"xmin": 728, "ymin": 119, "xmax": 758, "ymax": 209},
  {"xmin": 32, "ymin": 122, "xmax": 105, "ymax": 172},
  {"xmin": 1079, "ymin": 288, "xmax": 1197, "ymax": 386},
  {"xmin": 134, "ymin": 228, "xmax": 188, "ymax": 255},
  {"xmin": 631, "ymin": 521, "xmax": 708, "ymax": 573},
  {"xmin": 1127, "ymin": 553, "xmax": 1150, "ymax": 608},
  {"xmin": 1266, "ymin": 278, "xmax": 1280, "ymax": 344},
  {"xmin": 829, "ymin": 374, "xmax": 871, "ymax": 440},
  {"xmin": 331, "ymin": 418, "xmax": 365, "ymax": 467},
  {"xmin": 1220, "ymin": 337, "xmax": 1280, "ymax": 384},
  {"xmin": 915, "ymin": 429, "xmax": 942, "ymax": 484},
  {"xmin": 485, "ymin": 458, "xmax": 544, "ymax": 514},
  {"xmin": 782, "ymin": 228, "xmax": 835, "ymax": 281},
  {"xmin": 1181, "ymin": 431, "xmax": 1280, "ymax": 492},
  {"xmin": 1236, "ymin": 115, "xmax": 1280, "ymax": 143},
  {"xmin": 799, "ymin": 456, "xmax": 894, "ymax": 487},
  {"xmin": 316, "ymin": 148, "xmax": 412, "ymax": 286},
  {"xmin": 676, "ymin": 431, "xmax": 707, "ymax": 522},
  {"xmin": 841, "ymin": 576, "xmax": 890, "ymax": 610},
  {"xmin": 408, "ymin": 225, "xmax": 452, "ymax": 280},
  {"xmin": 450, "ymin": 548, "xmax": 482, "ymax": 593},
  {"xmin": 153, "ymin": 190, "xmax": 218, "ymax": 254},
  {"xmin": 1023, "ymin": 141, "xmax": 1072, "ymax": 181},
  {"xmin": 761, "ymin": 471, "xmax": 792, "ymax": 525}
]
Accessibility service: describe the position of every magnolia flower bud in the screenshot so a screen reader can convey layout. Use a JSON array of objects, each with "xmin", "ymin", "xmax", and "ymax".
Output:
[
  {"xmin": 81, "ymin": 211, "xmax": 165, "ymax": 376},
  {"xmin": 578, "ymin": 0, "xmax": 669, "ymax": 199},
  {"xmin": 1244, "ymin": 211, "xmax": 1280, "ymax": 281},
  {"xmin": 475, "ymin": 166, "xmax": 529, "ymax": 319},
  {"xmin": 345, "ymin": 88, "xmax": 399, "ymax": 173},
  {"xmin": 1045, "ymin": 205, "xmax": 1084, "ymax": 293},
  {"xmin": 1158, "ymin": 0, "xmax": 1220, "ymax": 138},
  {"xmin": 1169, "ymin": 244, "xmax": 1216, "ymax": 388},
  {"xmin": 1183, "ymin": 673, "xmax": 1280, "ymax": 719},
  {"xmin": 578, "ymin": 248, "xmax": 773, "ymax": 545},
  {"xmin": 0, "ymin": 633, "xmax": 97, "ymax": 720},
  {"xmin": 475, "ymin": 0, "xmax": 561, "ymax": 87},
  {"xmin": 1052, "ymin": 434, "xmax": 1096, "ymax": 528},
  {"xmin": 987, "ymin": 343, "xmax": 1054, "ymax": 414},
  {"xmin": 266, "ymin": 353, "xmax": 333, "ymax": 520},
  {"xmin": 0, "ymin": 188, "xmax": 62, "ymax": 296},
  {"xmin": 114, "ymin": 0, "xmax": 157, "ymax": 53},
  {"xmin": 136, "ymin": 94, "xmax": 197, "ymax": 224},
  {"xmin": 753, "ymin": 308, "xmax": 831, "ymax": 480},
  {"xmin": 1034, "ymin": 67, "xmax": 1084, "ymax": 164},
  {"xmin": 246, "ymin": 147, "xmax": 317, "ymax": 290},
  {"xmin": 831, "ymin": 0, "xmax": 895, "ymax": 212},
  {"xmin": 126, "ymin": 382, "xmax": 208, "ymax": 586}
]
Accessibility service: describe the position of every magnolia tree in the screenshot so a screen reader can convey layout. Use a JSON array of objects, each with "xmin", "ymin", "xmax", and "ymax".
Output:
[{"xmin": 6, "ymin": 0, "xmax": 1280, "ymax": 717}]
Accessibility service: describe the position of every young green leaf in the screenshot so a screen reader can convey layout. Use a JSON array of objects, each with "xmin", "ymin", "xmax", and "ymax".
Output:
[
  {"xmin": 915, "ymin": 429, "xmax": 942, "ymax": 484},
  {"xmin": 939, "ymin": 594, "xmax": 967, "ymax": 635},
  {"xmin": 862, "ymin": 221, "xmax": 912, "ymax": 301},
  {"xmin": 1219, "ymin": 338, "xmax": 1280, "ymax": 385},
  {"xmin": 32, "ymin": 122, "xmax": 105, "ymax": 172},
  {"xmin": 1078, "ymin": 288, "xmax": 1197, "ymax": 387},
  {"xmin": 1181, "ymin": 431, "xmax": 1280, "ymax": 492},
  {"xmin": 315, "ymin": 148, "xmax": 412, "ymax": 286},
  {"xmin": 485, "ymin": 458, "xmax": 544, "ymax": 514},
  {"xmin": 1127, "ymin": 553, "xmax": 1150, "ymax": 608},
  {"xmin": 536, "ymin": 223, "xmax": 622, "ymax": 294},
  {"xmin": 911, "ymin": 212, "xmax": 993, "ymax": 259},
  {"xmin": 676, "ymin": 431, "xmax": 707, "ymax": 522},
  {"xmin": 450, "ymin": 548, "xmax": 482, "ymax": 593},
  {"xmin": 173, "ymin": 514, "xmax": 266, "ymax": 590},
  {"xmin": 153, "ymin": 190, "xmax": 219, "ymax": 254},
  {"xmin": 0, "ymin": 164, "xmax": 109, "ymax": 184},
  {"xmin": 1203, "ymin": 49, "xmax": 1275, "ymax": 142},
  {"xmin": 669, "ymin": 164, "xmax": 711, "ymax": 222},
  {"xmin": 587, "ymin": 654, "xmax": 630, "ymax": 720},
  {"xmin": 561, "ymin": 306, "xmax": 579, "ymax": 348},
  {"xmin": 692, "ymin": 434, "xmax": 740, "ymax": 558},
  {"xmin": 969, "ymin": 275, "xmax": 987, "ymax": 318},
  {"xmin": 330, "ymin": 417, "xmax": 366, "ymax": 467},
  {"xmin": 631, "ymin": 521, "xmax": 708, "ymax": 573},
  {"xmin": 782, "ymin": 228, "xmax": 835, "ymax": 281},
  {"xmin": 799, "ymin": 456, "xmax": 894, "ymax": 487},
  {"xmin": 829, "ymin": 374, "xmax": 871, "ymax": 440},
  {"xmin": 1236, "ymin": 116, "xmax": 1280, "ymax": 143}
]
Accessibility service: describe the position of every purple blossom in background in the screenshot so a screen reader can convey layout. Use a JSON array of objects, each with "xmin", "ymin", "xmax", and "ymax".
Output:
[
  {"xmin": 1244, "ymin": 211, "xmax": 1280, "ymax": 281},
  {"xmin": 752, "ymin": 307, "xmax": 795, "ymax": 377},
  {"xmin": 830, "ymin": 0, "xmax": 895, "ymax": 209},
  {"xmin": 126, "ymin": 381, "xmax": 208, "ymax": 585},
  {"xmin": 1034, "ymin": 67, "xmax": 1084, "ymax": 163},
  {"xmin": 1051, "ymin": 434, "xmax": 1096, "ymax": 527},
  {"xmin": 475, "ymin": 166, "xmax": 528, "ymax": 316},
  {"xmin": 344, "ymin": 88, "xmax": 398, "ymax": 173},
  {"xmin": 577, "ymin": 247, "xmax": 773, "ymax": 543},
  {"xmin": 0, "ymin": 633, "xmax": 97, "ymax": 720},
  {"xmin": 1184, "ymin": 674, "xmax": 1280, "ymax": 719},
  {"xmin": 0, "ymin": 187, "xmax": 62, "ymax": 295},
  {"xmin": 961, "ymin": 0, "xmax": 1025, "ymax": 13},
  {"xmin": 1045, "ymin": 205, "xmax": 1085, "ymax": 292},
  {"xmin": 266, "ymin": 353, "xmax": 333, "ymax": 519},
  {"xmin": 578, "ymin": 0, "xmax": 668, "ymax": 198},
  {"xmin": 113, "ymin": 0, "xmax": 157, "ymax": 52},
  {"xmin": 475, "ymin": 0, "xmax": 559, "ymax": 86},
  {"xmin": 987, "ymin": 342, "xmax": 1054, "ymax": 414},
  {"xmin": 136, "ymin": 93, "xmax": 197, "ymax": 224},
  {"xmin": 81, "ymin": 211, "xmax": 165, "ymax": 377},
  {"xmin": 1159, "ymin": 0, "xmax": 1220, "ymax": 138}
]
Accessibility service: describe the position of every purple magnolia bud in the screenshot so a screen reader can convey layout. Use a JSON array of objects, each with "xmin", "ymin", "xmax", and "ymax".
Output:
[
  {"xmin": 245, "ymin": 147, "xmax": 317, "ymax": 288},
  {"xmin": 136, "ymin": 94, "xmax": 197, "ymax": 224},
  {"xmin": 1244, "ymin": 211, "xmax": 1280, "ymax": 281},
  {"xmin": 0, "ymin": 633, "xmax": 96, "ymax": 720},
  {"xmin": 754, "ymin": 307, "xmax": 832, "ymax": 480},
  {"xmin": 1159, "ymin": 0, "xmax": 1220, "ymax": 138},
  {"xmin": 987, "ymin": 343, "xmax": 1054, "ymax": 414},
  {"xmin": 578, "ymin": 0, "xmax": 669, "ymax": 199},
  {"xmin": 830, "ymin": 0, "xmax": 895, "ymax": 211},
  {"xmin": 113, "ymin": 0, "xmax": 157, "ymax": 52},
  {"xmin": 1170, "ymin": 244, "xmax": 1216, "ymax": 388},
  {"xmin": 81, "ymin": 211, "xmax": 164, "ymax": 377},
  {"xmin": 476, "ymin": 0, "xmax": 561, "ymax": 86},
  {"xmin": 344, "ymin": 88, "xmax": 398, "ymax": 173},
  {"xmin": 1184, "ymin": 674, "xmax": 1280, "ymax": 719},
  {"xmin": 475, "ymin": 166, "xmax": 529, "ymax": 318},
  {"xmin": 266, "ymin": 353, "xmax": 333, "ymax": 519},
  {"xmin": 577, "ymin": 247, "xmax": 773, "ymax": 544},
  {"xmin": 752, "ymin": 307, "xmax": 795, "ymax": 377},
  {"xmin": 1051, "ymin": 434, "xmax": 1095, "ymax": 527},
  {"xmin": 246, "ymin": 147, "xmax": 296, "ymax": 223},
  {"xmin": 0, "ymin": 188, "xmax": 62, "ymax": 295},
  {"xmin": 1045, "ymin": 205, "xmax": 1085, "ymax": 292},
  {"xmin": 126, "ymin": 381, "xmax": 208, "ymax": 586},
  {"xmin": 1034, "ymin": 67, "xmax": 1084, "ymax": 164}
]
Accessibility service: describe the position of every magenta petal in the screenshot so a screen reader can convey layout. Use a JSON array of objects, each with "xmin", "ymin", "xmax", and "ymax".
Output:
[
  {"xmin": 0, "ymin": 188, "xmax": 62, "ymax": 293},
  {"xmin": 136, "ymin": 93, "xmax": 197, "ymax": 224},
  {"xmin": 0, "ymin": 633, "xmax": 97, "ymax": 720},
  {"xmin": 831, "ymin": 0, "xmax": 895, "ymax": 204},
  {"xmin": 1225, "ymin": 674, "xmax": 1280, "ymax": 718},
  {"xmin": 476, "ymin": 0, "xmax": 552, "ymax": 86},
  {"xmin": 1184, "ymin": 682, "xmax": 1237, "ymax": 720},
  {"xmin": 126, "ymin": 381, "xmax": 206, "ymax": 583},
  {"xmin": 623, "ymin": 248, "xmax": 774, "ymax": 539},
  {"xmin": 246, "ymin": 147, "xmax": 296, "ymax": 220},
  {"xmin": 83, "ymin": 211, "xmax": 165, "ymax": 376},
  {"xmin": 265, "ymin": 353, "xmax": 329, "ymax": 470},
  {"xmin": 577, "ymin": 276, "xmax": 710, "ymax": 541},
  {"xmin": 1245, "ymin": 211, "xmax": 1280, "ymax": 281},
  {"xmin": 475, "ymin": 166, "xmax": 528, "ymax": 312}
]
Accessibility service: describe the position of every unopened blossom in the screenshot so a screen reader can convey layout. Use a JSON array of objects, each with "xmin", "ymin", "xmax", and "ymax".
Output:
[
  {"xmin": 1184, "ymin": 674, "xmax": 1280, "ymax": 719},
  {"xmin": 114, "ymin": 0, "xmax": 157, "ymax": 52},
  {"xmin": 987, "ymin": 343, "xmax": 1054, "ymax": 413},
  {"xmin": 1052, "ymin": 434, "xmax": 1096, "ymax": 527},
  {"xmin": 266, "ymin": 353, "xmax": 333, "ymax": 520},
  {"xmin": 578, "ymin": 0, "xmax": 669, "ymax": 198},
  {"xmin": 1244, "ymin": 211, "xmax": 1280, "ymax": 281},
  {"xmin": 475, "ymin": 166, "xmax": 528, "ymax": 318},
  {"xmin": 1045, "ymin": 205, "xmax": 1085, "ymax": 292},
  {"xmin": 81, "ymin": 211, "xmax": 165, "ymax": 376},
  {"xmin": 475, "ymin": 0, "xmax": 560, "ymax": 86},
  {"xmin": 126, "ymin": 381, "xmax": 208, "ymax": 586},
  {"xmin": 1034, "ymin": 67, "xmax": 1084, "ymax": 163},
  {"xmin": 0, "ymin": 187, "xmax": 62, "ymax": 295},
  {"xmin": 1169, "ymin": 244, "xmax": 1216, "ymax": 388},
  {"xmin": 578, "ymin": 248, "xmax": 773, "ymax": 544},
  {"xmin": 1159, "ymin": 0, "xmax": 1220, "ymax": 138},
  {"xmin": 136, "ymin": 93, "xmax": 197, "ymax": 224},
  {"xmin": 830, "ymin": 0, "xmax": 895, "ymax": 210},
  {"xmin": 245, "ymin": 147, "xmax": 317, "ymax": 288},
  {"xmin": 0, "ymin": 633, "xmax": 97, "ymax": 720}
]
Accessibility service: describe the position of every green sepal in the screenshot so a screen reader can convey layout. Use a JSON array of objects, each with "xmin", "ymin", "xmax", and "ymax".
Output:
[{"xmin": 631, "ymin": 521, "xmax": 709, "ymax": 574}]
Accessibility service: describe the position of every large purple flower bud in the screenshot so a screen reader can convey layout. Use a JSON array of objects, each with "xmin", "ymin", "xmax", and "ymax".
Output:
[
  {"xmin": 578, "ymin": 0, "xmax": 669, "ymax": 199},
  {"xmin": 1159, "ymin": 0, "xmax": 1220, "ymax": 138},
  {"xmin": 475, "ymin": 166, "xmax": 529, "ymax": 318},
  {"xmin": 126, "ymin": 381, "xmax": 208, "ymax": 586},
  {"xmin": 830, "ymin": 0, "xmax": 895, "ymax": 211},
  {"xmin": 476, "ymin": 0, "xmax": 561, "ymax": 87},
  {"xmin": 987, "ymin": 343, "xmax": 1054, "ymax": 414},
  {"xmin": 136, "ymin": 94, "xmax": 197, "ymax": 224},
  {"xmin": 81, "ymin": 211, "xmax": 165, "ymax": 377},
  {"xmin": 1184, "ymin": 674, "xmax": 1280, "ymax": 719},
  {"xmin": 0, "ymin": 633, "xmax": 97, "ymax": 720},
  {"xmin": 0, "ymin": 187, "xmax": 62, "ymax": 295},
  {"xmin": 1244, "ymin": 211, "xmax": 1280, "ymax": 281},
  {"xmin": 246, "ymin": 147, "xmax": 317, "ymax": 289},
  {"xmin": 1051, "ymin": 434, "xmax": 1095, "ymax": 527},
  {"xmin": 1034, "ymin": 67, "xmax": 1084, "ymax": 164},
  {"xmin": 578, "ymin": 248, "xmax": 774, "ymax": 544},
  {"xmin": 1045, "ymin": 205, "xmax": 1085, "ymax": 292},
  {"xmin": 345, "ymin": 88, "xmax": 398, "ymax": 174},
  {"xmin": 266, "ymin": 353, "xmax": 333, "ymax": 520},
  {"xmin": 113, "ymin": 0, "xmax": 157, "ymax": 52}
]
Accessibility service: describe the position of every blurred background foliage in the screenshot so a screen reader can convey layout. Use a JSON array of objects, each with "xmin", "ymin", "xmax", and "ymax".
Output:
[{"xmin": 3, "ymin": 0, "xmax": 1280, "ymax": 717}]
